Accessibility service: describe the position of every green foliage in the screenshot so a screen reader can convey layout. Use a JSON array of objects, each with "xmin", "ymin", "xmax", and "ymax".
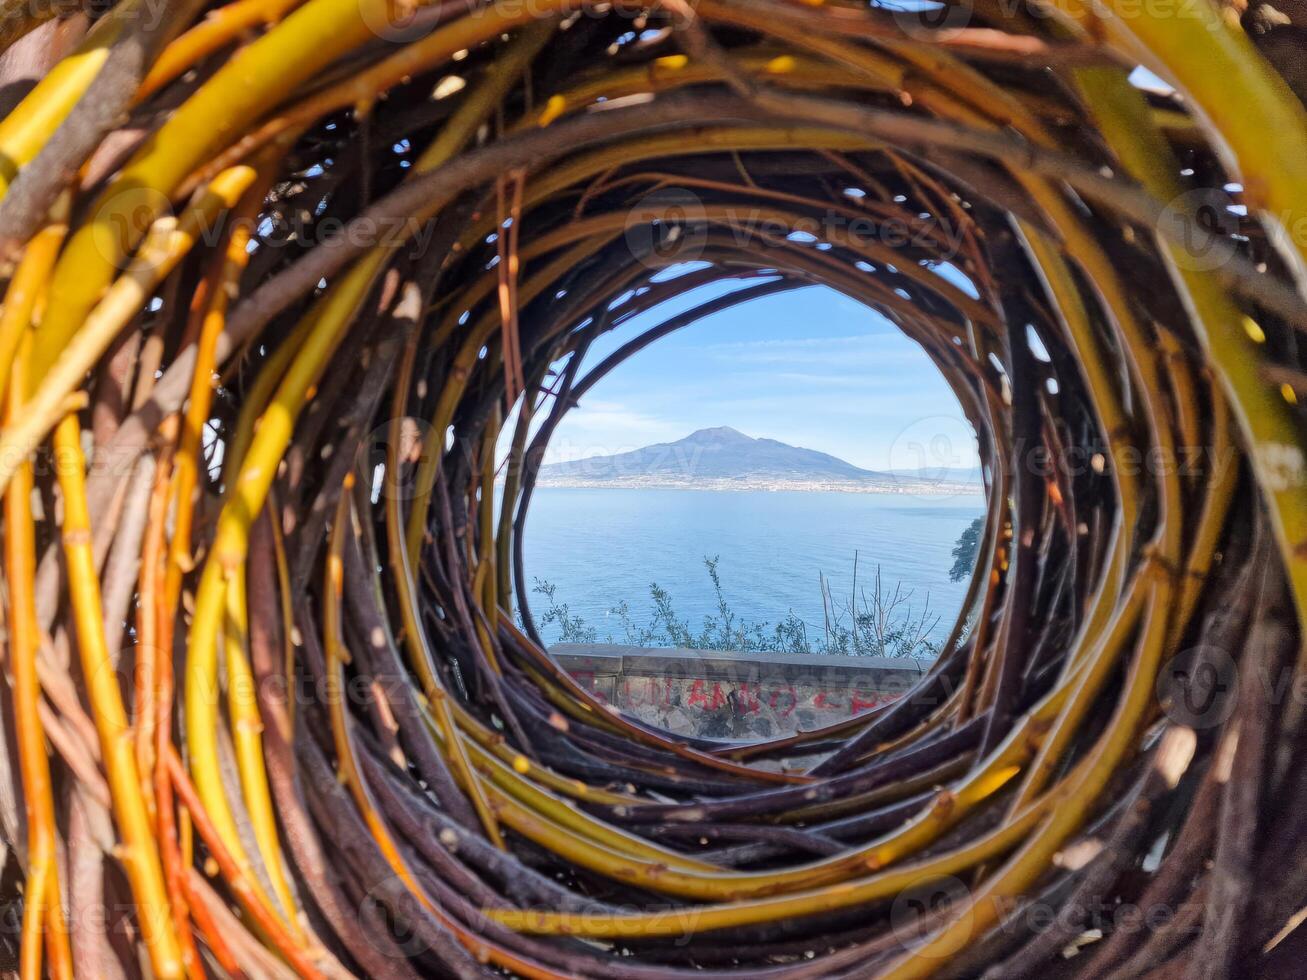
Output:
[
  {"xmin": 815, "ymin": 557, "xmax": 941, "ymax": 658},
  {"xmin": 531, "ymin": 580, "xmax": 598, "ymax": 644},
  {"xmin": 530, "ymin": 553, "xmax": 940, "ymax": 658},
  {"xmin": 949, "ymin": 516, "xmax": 984, "ymax": 583}
]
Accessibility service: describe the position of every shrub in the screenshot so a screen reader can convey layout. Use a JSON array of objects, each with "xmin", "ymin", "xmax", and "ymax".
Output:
[{"xmin": 531, "ymin": 552, "xmax": 940, "ymax": 658}]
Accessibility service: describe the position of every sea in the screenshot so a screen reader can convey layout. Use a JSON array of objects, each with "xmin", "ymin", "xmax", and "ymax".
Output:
[{"xmin": 520, "ymin": 487, "xmax": 985, "ymax": 651}]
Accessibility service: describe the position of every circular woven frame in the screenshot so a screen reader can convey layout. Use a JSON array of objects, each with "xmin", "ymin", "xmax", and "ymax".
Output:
[{"xmin": 1, "ymin": 2, "xmax": 1306, "ymax": 978}]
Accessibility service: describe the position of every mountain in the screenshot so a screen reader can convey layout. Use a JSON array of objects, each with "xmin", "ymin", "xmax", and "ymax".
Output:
[{"xmin": 535, "ymin": 427, "xmax": 980, "ymax": 494}]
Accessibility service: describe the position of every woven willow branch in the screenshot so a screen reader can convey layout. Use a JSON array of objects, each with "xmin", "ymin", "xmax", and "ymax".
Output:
[{"xmin": 0, "ymin": 1, "xmax": 1304, "ymax": 978}]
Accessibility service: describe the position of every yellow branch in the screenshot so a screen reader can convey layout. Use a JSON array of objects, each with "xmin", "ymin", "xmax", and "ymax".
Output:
[
  {"xmin": 52, "ymin": 412, "xmax": 184, "ymax": 979},
  {"xmin": 5, "ymin": 339, "xmax": 72, "ymax": 980}
]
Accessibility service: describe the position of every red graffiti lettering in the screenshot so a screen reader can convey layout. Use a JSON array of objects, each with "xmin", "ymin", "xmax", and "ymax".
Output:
[
  {"xmin": 812, "ymin": 689, "xmax": 843, "ymax": 712},
  {"xmin": 766, "ymin": 684, "xmax": 798, "ymax": 717},
  {"xmin": 850, "ymin": 691, "xmax": 901, "ymax": 714},
  {"xmin": 734, "ymin": 682, "xmax": 761, "ymax": 714},
  {"xmin": 687, "ymin": 679, "xmax": 726, "ymax": 710}
]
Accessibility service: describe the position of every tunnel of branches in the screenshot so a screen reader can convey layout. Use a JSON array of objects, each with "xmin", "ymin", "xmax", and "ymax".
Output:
[{"xmin": 2, "ymin": 1, "xmax": 1307, "ymax": 978}]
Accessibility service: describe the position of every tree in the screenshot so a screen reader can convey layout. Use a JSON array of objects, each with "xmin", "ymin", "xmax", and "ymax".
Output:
[{"xmin": 949, "ymin": 516, "xmax": 984, "ymax": 582}]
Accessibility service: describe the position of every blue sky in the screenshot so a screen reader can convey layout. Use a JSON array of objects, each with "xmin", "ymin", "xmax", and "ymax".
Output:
[{"xmin": 533, "ymin": 271, "xmax": 981, "ymax": 474}]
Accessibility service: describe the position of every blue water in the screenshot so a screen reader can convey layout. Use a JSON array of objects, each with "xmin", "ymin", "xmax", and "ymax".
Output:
[{"xmin": 521, "ymin": 488, "xmax": 984, "ymax": 649}]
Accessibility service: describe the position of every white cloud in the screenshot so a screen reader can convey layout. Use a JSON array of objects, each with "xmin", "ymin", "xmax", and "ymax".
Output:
[{"xmin": 696, "ymin": 332, "xmax": 932, "ymax": 370}]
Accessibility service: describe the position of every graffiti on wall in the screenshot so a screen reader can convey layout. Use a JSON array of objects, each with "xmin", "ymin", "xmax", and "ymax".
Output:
[{"xmin": 567, "ymin": 669, "xmax": 906, "ymax": 740}]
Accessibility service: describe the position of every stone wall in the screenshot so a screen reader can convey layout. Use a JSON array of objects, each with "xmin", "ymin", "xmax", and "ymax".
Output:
[{"xmin": 551, "ymin": 644, "xmax": 931, "ymax": 741}]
